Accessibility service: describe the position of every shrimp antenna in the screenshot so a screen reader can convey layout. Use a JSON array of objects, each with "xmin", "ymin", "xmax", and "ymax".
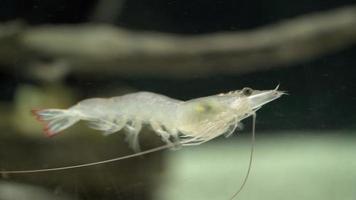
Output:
[
  {"xmin": 229, "ymin": 113, "xmax": 256, "ymax": 200},
  {"xmin": 274, "ymin": 83, "xmax": 280, "ymax": 90},
  {"xmin": 0, "ymin": 144, "xmax": 172, "ymax": 174}
]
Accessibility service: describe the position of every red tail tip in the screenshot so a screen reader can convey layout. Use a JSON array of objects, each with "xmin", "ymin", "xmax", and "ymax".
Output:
[
  {"xmin": 43, "ymin": 125, "xmax": 56, "ymax": 137},
  {"xmin": 30, "ymin": 108, "xmax": 56, "ymax": 137},
  {"xmin": 31, "ymin": 109, "xmax": 43, "ymax": 121}
]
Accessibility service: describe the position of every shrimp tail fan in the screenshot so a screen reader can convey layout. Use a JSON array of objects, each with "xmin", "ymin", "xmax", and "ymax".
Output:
[{"xmin": 31, "ymin": 109, "xmax": 80, "ymax": 137}]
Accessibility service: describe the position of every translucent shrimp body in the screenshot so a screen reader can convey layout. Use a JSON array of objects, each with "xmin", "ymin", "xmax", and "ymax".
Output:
[{"xmin": 32, "ymin": 87, "xmax": 285, "ymax": 151}]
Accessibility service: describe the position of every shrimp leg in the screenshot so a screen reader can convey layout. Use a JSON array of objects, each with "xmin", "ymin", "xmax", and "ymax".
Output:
[
  {"xmin": 150, "ymin": 122, "xmax": 182, "ymax": 150},
  {"xmin": 181, "ymin": 138, "xmax": 206, "ymax": 146},
  {"xmin": 224, "ymin": 118, "xmax": 241, "ymax": 138},
  {"xmin": 166, "ymin": 128, "xmax": 182, "ymax": 149},
  {"xmin": 150, "ymin": 122, "xmax": 174, "ymax": 145},
  {"xmin": 125, "ymin": 120, "xmax": 142, "ymax": 152}
]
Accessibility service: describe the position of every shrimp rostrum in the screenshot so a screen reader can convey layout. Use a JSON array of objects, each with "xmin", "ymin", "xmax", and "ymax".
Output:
[{"xmin": 32, "ymin": 86, "xmax": 285, "ymax": 152}]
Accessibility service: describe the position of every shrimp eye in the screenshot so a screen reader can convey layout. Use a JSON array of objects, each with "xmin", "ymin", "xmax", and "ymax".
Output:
[{"xmin": 242, "ymin": 87, "xmax": 253, "ymax": 96}]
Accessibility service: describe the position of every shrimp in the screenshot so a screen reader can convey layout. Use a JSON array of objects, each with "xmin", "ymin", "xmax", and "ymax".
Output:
[
  {"xmin": 0, "ymin": 86, "xmax": 285, "ymax": 199},
  {"xmin": 30, "ymin": 86, "xmax": 284, "ymax": 150}
]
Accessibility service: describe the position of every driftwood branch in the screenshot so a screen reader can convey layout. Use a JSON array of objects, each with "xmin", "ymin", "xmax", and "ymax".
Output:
[{"xmin": 1, "ymin": 5, "xmax": 356, "ymax": 77}]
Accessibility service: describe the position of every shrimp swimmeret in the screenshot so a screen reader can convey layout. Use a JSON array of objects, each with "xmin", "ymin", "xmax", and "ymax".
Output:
[{"xmin": 0, "ymin": 86, "xmax": 285, "ymax": 199}]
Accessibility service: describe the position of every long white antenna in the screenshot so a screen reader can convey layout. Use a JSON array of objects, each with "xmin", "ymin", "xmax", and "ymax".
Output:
[
  {"xmin": 229, "ymin": 113, "xmax": 256, "ymax": 200},
  {"xmin": 0, "ymin": 144, "xmax": 172, "ymax": 174}
]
